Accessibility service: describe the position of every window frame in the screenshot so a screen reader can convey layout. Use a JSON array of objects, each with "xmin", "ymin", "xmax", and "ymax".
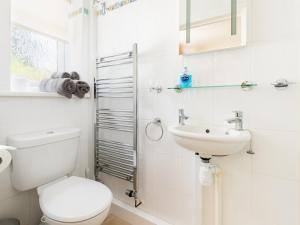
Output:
[{"xmin": 10, "ymin": 23, "xmax": 69, "ymax": 92}]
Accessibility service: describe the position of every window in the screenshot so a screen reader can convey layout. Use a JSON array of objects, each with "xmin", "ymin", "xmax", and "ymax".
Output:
[
  {"xmin": 11, "ymin": 0, "xmax": 69, "ymax": 92},
  {"xmin": 11, "ymin": 25, "xmax": 68, "ymax": 91}
]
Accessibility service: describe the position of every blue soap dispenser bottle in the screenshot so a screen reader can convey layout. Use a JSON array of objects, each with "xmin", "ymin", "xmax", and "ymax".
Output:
[{"xmin": 180, "ymin": 66, "xmax": 192, "ymax": 88}]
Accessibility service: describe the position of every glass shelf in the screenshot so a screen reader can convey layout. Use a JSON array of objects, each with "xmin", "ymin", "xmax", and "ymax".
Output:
[{"xmin": 167, "ymin": 81, "xmax": 257, "ymax": 92}]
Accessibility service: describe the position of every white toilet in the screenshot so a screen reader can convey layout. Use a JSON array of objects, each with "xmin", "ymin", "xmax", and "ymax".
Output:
[{"xmin": 7, "ymin": 128, "xmax": 112, "ymax": 225}]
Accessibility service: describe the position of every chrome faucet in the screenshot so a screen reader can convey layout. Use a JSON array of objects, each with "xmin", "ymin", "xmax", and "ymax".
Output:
[
  {"xmin": 227, "ymin": 111, "xmax": 243, "ymax": 130},
  {"xmin": 179, "ymin": 109, "xmax": 189, "ymax": 125}
]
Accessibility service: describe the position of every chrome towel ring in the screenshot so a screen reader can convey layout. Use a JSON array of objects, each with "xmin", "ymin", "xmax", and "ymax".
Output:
[{"xmin": 145, "ymin": 118, "xmax": 164, "ymax": 142}]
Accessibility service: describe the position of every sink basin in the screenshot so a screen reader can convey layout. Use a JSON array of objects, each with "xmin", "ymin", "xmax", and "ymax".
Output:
[{"xmin": 168, "ymin": 125, "xmax": 251, "ymax": 158}]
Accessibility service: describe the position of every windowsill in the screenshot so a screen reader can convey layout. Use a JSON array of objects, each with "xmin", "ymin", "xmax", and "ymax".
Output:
[{"xmin": 0, "ymin": 91, "xmax": 91, "ymax": 98}]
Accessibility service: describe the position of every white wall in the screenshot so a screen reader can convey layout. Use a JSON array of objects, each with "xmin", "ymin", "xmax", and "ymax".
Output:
[
  {"xmin": 97, "ymin": 0, "xmax": 300, "ymax": 225},
  {"xmin": 0, "ymin": 1, "xmax": 94, "ymax": 225}
]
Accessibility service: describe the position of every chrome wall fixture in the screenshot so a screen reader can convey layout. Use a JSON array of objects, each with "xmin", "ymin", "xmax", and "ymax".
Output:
[
  {"xmin": 271, "ymin": 78, "xmax": 296, "ymax": 89},
  {"xmin": 95, "ymin": 44, "xmax": 141, "ymax": 207},
  {"xmin": 145, "ymin": 118, "xmax": 164, "ymax": 142},
  {"xmin": 149, "ymin": 85, "xmax": 163, "ymax": 93}
]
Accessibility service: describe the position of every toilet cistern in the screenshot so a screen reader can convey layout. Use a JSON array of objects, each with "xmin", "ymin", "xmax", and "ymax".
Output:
[
  {"xmin": 7, "ymin": 128, "xmax": 112, "ymax": 225},
  {"xmin": 179, "ymin": 109, "xmax": 189, "ymax": 125},
  {"xmin": 226, "ymin": 111, "xmax": 243, "ymax": 130}
]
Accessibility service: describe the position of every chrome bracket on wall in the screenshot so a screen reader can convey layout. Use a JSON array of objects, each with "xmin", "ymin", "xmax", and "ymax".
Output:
[
  {"xmin": 149, "ymin": 85, "xmax": 163, "ymax": 93},
  {"xmin": 271, "ymin": 78, "xmax": 296, "ymax": 89}
]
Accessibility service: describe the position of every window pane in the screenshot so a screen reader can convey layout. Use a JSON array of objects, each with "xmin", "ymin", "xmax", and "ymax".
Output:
[{"xmin": 11, "ymin": 25, "xmax": 58, "ymax": 81}]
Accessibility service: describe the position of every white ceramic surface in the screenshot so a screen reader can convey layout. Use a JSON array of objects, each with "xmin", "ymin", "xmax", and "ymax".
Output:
[
  {"xmin": 7, "ymin": 128, "xmax": 80, "ymax": 191},
  {"xmin": 0, "ymin": 149, "xmax": 12, "ymax": 173},
  {"xmin": 38, "ymin": 176, "xmax": 112, "ymax": 223},
  {"xmin": 168, "ymin": 125, "xmax": 251, "ymax": 158}
]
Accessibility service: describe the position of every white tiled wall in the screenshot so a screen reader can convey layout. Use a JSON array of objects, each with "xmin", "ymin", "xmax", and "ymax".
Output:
[{"xmin": 97, "ymin": 0, "xmax": 300, "ymax": 225}]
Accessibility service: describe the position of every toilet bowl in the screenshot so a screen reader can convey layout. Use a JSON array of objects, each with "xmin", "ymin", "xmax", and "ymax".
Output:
[
  {"xmin": 7, "ymin": 128, "xmax": 113, "ymax": 225},
  {"xmin": 38, "ymin": 176, "xmax": 112, "ymax": 225}
]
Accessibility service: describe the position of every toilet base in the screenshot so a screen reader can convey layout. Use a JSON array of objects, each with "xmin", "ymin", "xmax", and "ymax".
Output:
[{"xmin": 43, "ymin": 207, "xmax": 110, "ymax": 225}]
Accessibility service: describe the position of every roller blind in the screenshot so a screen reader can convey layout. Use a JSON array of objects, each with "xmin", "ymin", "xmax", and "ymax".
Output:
[{"xmin": 11, "ymin": 0, "xmax": 69, "ymax": 41}]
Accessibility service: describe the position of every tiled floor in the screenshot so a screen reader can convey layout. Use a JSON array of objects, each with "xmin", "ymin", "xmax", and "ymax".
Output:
[{"xmin": 103, "ymin": 214, "xmax": 132, "ymax": 225}]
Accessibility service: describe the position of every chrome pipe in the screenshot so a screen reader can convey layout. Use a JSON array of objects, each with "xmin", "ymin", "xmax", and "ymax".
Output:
[
  {"xmin": 97, "ymin": 138, "xmax": 134, "ymax": 148},
  {"xmin": 100, "ymin": 167, "xmax": 133, "ymax": 178},
  {"xmin": 96, "ymin": 81, "xmax": 133, "ymax": 85},
  {"xmin": 100, "ymin": 168, "xmax": 133, "ymax": 182},
  {"xmin": 97, "ymin": 109, "xmax": 134, "ymax": 113},
  {"xmin": 98, "ymin": 149, "xmax": 134, "ymax": 160},
  {"xmin": 97, "ymin": 121, "xmax": 133, "ymax": 127},
  {"xmin": 97, "ymin": 118, "xmax": 134, "ymax": 123},
  {"xmin": 97, "ymin": 110, "xmax": 133, "ymax": 114},
  {"xmin": 96, "ymin": 76, "xmax": 133, "ymax": 81},
  {"xmin": 97, "ymin": 91, "xmax": 134, "ymax": 94},
  {"xmin": 96, "ymin": 86, "xmax": 134, "ymax": 90},
  {"xmin": 96, "ymin": 113, "xmax": 134, "ymax": 118},
  {"xmin": 99, "ymin": 154, "xmax": 134, "ymax": 164},
  {"xmin": 96, "ymin": 145, "xmax": 134, "ymax": 155},
  {"xmin": 96, "ymin": 143, "xmax": 135, "ymax": 152},
  {"xmin": 96, "ymin": 51, "xmax": 132, "ymax": 62},
  {"xmin": 98, "ymin": 162, "xmax": 134, "ymax": 173},
  {"xmin": 97, "ymin": 95, "xmax": 134, "ymax": 98},
  {"xmin": 97, "ymin": 61, "xmax": 133, "ymax": 68},
  {"xmin": 98, "ymin": 56, "xmax": 133, "ymax": 64},
  {"xmin": 96, "ymin": 125, "xmax": 134, "ymax": 132},
  {"xmin": 97, "ymin": 158, "xmax": 135, "ymax": 169},
  {"xmin": 97, "ymin": 117, "xmax": 134, "ymax": 122}
]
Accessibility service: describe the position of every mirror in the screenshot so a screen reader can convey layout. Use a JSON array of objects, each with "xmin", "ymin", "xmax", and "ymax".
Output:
[{"xmin": 179, "ymin": 0, "xmax": 247, "ymax": 55}]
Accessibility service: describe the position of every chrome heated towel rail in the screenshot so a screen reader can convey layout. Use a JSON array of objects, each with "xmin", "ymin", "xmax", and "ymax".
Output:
[{"xmin": 95, "ymin": 44, "xmax": 141, "ymax": 207}]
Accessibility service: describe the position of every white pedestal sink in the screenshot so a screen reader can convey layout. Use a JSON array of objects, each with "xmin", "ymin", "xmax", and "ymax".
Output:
[{"xmin": 168, "ymin": 125, "xmax": 251, "ymax": 158}]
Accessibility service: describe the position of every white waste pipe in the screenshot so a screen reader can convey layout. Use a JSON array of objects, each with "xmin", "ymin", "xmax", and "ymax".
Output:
[
  {"xmin": 214, "ymin": 167, "xmax": 222, "ymax": 225},
  {"xmin": 195, "ymin": 157, "xmax": 203, "ymax": 225},
  {"xmin": 197, "ymin": 159, "xmax": 222, "ymax": 225}
]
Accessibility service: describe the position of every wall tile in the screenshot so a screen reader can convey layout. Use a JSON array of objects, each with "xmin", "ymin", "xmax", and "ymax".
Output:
[
  {"xmin": 251, "ymin": 175, "xmax": 300, "ymax": 225},
  {"xmin": 241, "ymin": 86, "xmax": 300, "ymax": 131},
  {"xmin": 213, "ymin": 47, "xmax": 252, "ymax": 84},
  {"xmin": 221, "ymin": 171, "xmax": 252, "ymax": 225},
  {"xmin": 0, "ymin": 193, "xmax": 30, "ymax": 225},
  {"xmin": 97, "ymin": 0, "xmax": 300, "ymax": 224},
  {"xmin": 251, "ymin": 129, "xmax": 300, "ymax": 181},
  {"xmin": 251, "ymin": 0, "xmax": 300, "ymax": 43},
  {"xmin": 251, "ymin": 41, "xmax": 300, "ymax": 84}
]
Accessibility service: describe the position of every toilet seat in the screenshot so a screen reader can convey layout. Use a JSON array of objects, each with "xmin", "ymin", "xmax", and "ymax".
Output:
[{"xmin": 38, "ymin": 176, "xmax": 112, "ymax": 223}]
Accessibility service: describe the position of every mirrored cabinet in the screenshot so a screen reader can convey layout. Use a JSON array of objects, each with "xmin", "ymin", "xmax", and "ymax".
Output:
[{"xmin": 179, "ymin": 0, "xmax": 247, "ymax": 55}]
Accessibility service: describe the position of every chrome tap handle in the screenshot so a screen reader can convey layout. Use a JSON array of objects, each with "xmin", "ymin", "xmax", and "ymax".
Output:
[
  {"xmin": 233, "ymin": 110, "xmax": 243, "ymax": 118},
  {"xmin": 179, "ymin": 109, "xmax": 189, "ymax": 125},
  {"xmin": 179, "ymin": 109, "xmax": 189, "ymax": 118}
]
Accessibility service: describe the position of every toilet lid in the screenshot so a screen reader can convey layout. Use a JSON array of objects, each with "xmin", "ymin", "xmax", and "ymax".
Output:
[{"xmin": 38, "ymin": 176, "xmax": 112, "ymax": 223}]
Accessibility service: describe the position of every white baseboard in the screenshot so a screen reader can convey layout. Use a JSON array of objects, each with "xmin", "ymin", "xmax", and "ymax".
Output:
[{"xmin": 111, "ymin": 199, "xmax": 172, "ymax": 225}]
